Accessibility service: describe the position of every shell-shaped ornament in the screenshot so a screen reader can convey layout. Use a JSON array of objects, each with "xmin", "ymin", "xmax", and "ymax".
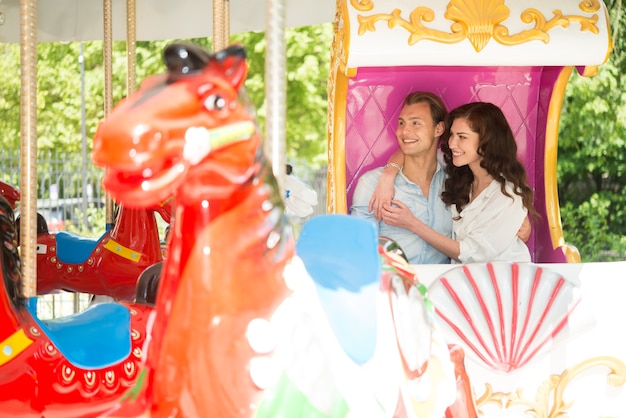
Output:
[
  {"xmin": 445, "ymin": 0, "xmax": 510, "ymax": 52},
  {"xmin": 428, "ymin": 261, "xmax": 585, "ymax": 372}
]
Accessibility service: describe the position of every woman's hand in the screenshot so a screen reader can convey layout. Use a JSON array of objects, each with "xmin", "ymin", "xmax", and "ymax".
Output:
[{"xmin": 369, "ymin": 169, "xmax": 397, "ymax": 221}]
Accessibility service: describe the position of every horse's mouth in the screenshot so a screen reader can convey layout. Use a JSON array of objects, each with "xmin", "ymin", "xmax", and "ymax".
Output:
[
  {"xmin": 98, "ymin": 121, "xmax": 257, "ymax": 206},
  {"xmin": 102, "ymin": 155, "xmax": 187, "ymax": 207}
]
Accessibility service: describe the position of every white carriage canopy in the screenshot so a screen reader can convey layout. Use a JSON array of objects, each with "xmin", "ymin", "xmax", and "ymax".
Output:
[{"xmin": 340, "ymin": 0, "xmax": 611, "ymax": 69}]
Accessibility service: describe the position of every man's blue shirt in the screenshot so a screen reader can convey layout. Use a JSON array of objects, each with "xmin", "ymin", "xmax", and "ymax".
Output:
[{"xmin": 350, "ymin": 165, "xmax": 452, "ymax": 264}]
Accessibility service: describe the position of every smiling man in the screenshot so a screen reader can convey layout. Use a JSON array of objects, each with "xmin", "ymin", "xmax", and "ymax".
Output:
[{"xmin": 350, "ymin": 91, "xmax": 453, "ymax": 264}]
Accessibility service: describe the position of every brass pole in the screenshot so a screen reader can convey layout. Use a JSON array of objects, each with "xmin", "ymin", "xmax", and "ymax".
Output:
[
  {"xmin": 103, "ymin": 0, "xmax": 115, "ymax": 227},
  {"xmin": 19, "ymin": 0, "xmax": 38, "ymax": 298},
  {"xmin": 213, "ymin": 0, "xmax": 229, "ymax": 51},
  {"xmin": 126, "ymin": 0, "xmax": 137, "ymax": 95},
  {"xmin": 225, "ymin": 0, "xmax": 230, "ymax": 47},
  {"xmin": 265, "ymin": 0, "xmax": 287, "ymax": 198}
]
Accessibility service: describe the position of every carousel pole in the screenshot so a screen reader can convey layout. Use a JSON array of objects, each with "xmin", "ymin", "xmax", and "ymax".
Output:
[
  {"xmin": 19, "ymin": 0, "xmax": 37, "ymax": 299},
  {"xmin": 225, "ymin": 0, "xmax": 230, "ymax": 46},
  {"xmin": 103, "ymin": 0, "xmax": 115, "ymax": 229},
  {"xmin": 212, "ymin": 0, "xmax": 229, "ymax": 51},
  {"xmin": 265, "ymin": 0, "xmax": 287, "ymax": 198},
  {"xmin": 126, "ymin": 0, "xmax": 137, "ymax": 95},
  {"xmin": 103, "ymin": 0, "xmax": 136, "ymax": 228}
]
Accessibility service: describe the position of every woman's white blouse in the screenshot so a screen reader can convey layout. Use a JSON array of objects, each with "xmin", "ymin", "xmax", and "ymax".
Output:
[{"xmin": 452, "ymin": 179, "xmax": 531, "ymax": 263}]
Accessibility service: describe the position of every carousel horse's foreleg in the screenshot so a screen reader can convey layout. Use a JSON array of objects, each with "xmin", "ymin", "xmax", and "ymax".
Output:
[
  {"xmin": 134, "ymin": 261, "xmax": 163, "ymax": 305},
  {"xmin": 445, "ymin": 344, "xmax": 478, "ymax": 418}
]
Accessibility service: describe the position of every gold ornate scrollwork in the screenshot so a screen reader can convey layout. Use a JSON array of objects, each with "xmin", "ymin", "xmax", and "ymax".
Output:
[
  {"xmin": 358, "ymin": 7, "xmax": 466, "ymax": 46},
  {"xmin": 356, "ymin": 0, "xmax": 602, "ymax": 52},
  {"xmin": 493, "ymin": 8, "xmax": 599, "ymax": 47},
  {"xmin": 474, "ymin": 356, "xmax": 626, "ymax": 417},
  {"xmin": 350, "ymin": 0, "xmax": 374, "ymax": 12},
  {"xmin": 580, "ymin": 0, "xmax": 601, "ymax": 13}
]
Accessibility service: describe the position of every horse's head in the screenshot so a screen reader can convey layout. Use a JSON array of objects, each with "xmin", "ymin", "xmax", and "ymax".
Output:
[
  {"xmin": 93, "ymin": 43, "xmax": 259, "ymax": 207},
  {"xmin": 0, "ymin": 181, "xmax": 20, "ymax": 209}
]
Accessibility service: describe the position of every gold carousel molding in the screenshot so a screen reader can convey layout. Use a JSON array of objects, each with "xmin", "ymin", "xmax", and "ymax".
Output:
[
  {"xmin": 354, "ymin": 0, "xmax": 602, "ymax": 52},
  {"xmin": 474, "ymin": 355, "xmax": 626, "ymax": 416}
]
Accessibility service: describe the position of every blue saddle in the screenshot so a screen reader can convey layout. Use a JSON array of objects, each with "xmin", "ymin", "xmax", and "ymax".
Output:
[
  {"xmin": 55, "ymin": 231, "xmax": 104, "ymax": 264},
  {"xmin": 27, "ymin": 299, "xmax": 132, "ymax": 369},
  {"xmin": 296, "ymin": 214, "xmax": 381, "ymax": 365}
]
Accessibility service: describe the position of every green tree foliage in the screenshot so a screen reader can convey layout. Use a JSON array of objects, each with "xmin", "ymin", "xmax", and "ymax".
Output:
[
  {"xmin": 0, "ymin": 41, "xmax": 143, "ymax": 152},
  {"xmin": 560, "ymin": 194, "xmax": 626, "ymax": 261},
  {"xmin": 556, "ymin": 0, "xmax": 626, "ymax": 260},
  {"xmin": 232, "ymin": 24, "xmax": 332, "ymax": 167},
  {"xmin": 559, "ymin": 64, "xmax": 626, "ymax": 201},
  {"xmin": 0, "ymin": 25, "xmax": 331, "ymax": 166},
  {"xmin": 0, "ymin": 44, "xmax": 21, "ymax": 148},
  {"xmin": 558, "ymin": 65, "xmax": 626, "ymax": 260},
  {"xmin": 65, "ymin": 204, "xmax": 107, "ymax": 238}
]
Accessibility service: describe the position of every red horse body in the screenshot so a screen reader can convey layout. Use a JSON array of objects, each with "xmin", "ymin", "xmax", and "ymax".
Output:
[
  {"xmin": 34, "ymin": 201, "xmax": 171, "ymax": 301},
  {"xmin": 0, "ymin": 196, "xmax": 154, "ymax": 417},
  {"xmin": 1, "ymin": 179, "xmax": 171, "ymax": 301},
  {"xmin": 92, "ymin": 42, "xmax": 477, "ymax": 417}
]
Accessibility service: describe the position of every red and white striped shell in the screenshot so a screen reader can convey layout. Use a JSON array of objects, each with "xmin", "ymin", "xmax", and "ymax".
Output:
[{"xmin": 428, "ymin": 262, "xmax": 584, "ymax": 372}]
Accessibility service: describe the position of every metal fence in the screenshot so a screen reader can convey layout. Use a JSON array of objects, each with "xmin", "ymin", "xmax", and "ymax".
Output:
[
  {"xmin": 0, "ymin": 149, "xmax": 106, "ymax": 232},
  {"xmin": 0, "ymin": 150, "xmax": 328, "ymax": 318},
  {"xmin": 0, "ymin": 149, "xmax": 103, "ymax": 318}
]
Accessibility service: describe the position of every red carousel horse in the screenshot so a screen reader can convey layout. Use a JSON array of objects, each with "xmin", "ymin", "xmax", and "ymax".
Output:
[
  {"xmin": 2, "ymin": 178, "xmax": 171, "ymax": 301},
  {"xmin": 92, "ymin": 42, "xmax": 477, "ymax": 417},
  {"xmin": 32, "ymin": 200, "xmax": 171, "ymax": 301},
  {"xmin": 0, "ymin": 195, "xmax": 154, "ymax": 417}
]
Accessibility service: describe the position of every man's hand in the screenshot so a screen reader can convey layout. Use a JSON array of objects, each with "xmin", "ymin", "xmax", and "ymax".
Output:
[
  {"xmin": 381, "ymin": 200, "xmax": 415, "ymax": 229},
  {"xmin": 517, "ymin": 216, "xmax": 531, "ymax": 243}
]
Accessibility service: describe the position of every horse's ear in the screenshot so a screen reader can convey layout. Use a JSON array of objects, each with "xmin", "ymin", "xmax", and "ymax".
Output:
[
  {"xmin": 164, "ymin": 42, "xmax": 211, "ymax": 75},
  {"xmin": 213, "ymin": 44, "xmax": 248, "ymax": 91}
]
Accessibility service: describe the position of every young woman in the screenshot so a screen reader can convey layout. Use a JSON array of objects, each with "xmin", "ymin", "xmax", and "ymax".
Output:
[{"xmin": 379, "ymin": 102, "xmax": 536, "ymax": 263}]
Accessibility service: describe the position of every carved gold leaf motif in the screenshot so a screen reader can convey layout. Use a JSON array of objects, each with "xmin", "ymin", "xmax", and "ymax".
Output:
[
  {"xmin": 474, "ymin": 356, "xmax": 626, "ymax": 417},
  {"xmin": 356, "ymin": 0, "xmax": 602, "ymax": 52}
]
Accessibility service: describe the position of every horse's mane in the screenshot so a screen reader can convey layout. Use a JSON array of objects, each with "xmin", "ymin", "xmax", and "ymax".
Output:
[{"xmin": 0, "ymin": 196, "xmax": 24, "ymax": 304}]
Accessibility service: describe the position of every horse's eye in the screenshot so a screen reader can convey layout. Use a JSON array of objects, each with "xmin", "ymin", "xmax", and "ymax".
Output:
[{"xmin": 204, "ymin": 94, "xmax": 227, "ymax": 111}]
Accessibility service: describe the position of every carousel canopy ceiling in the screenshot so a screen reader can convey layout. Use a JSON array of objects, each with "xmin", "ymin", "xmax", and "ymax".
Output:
[{"xmin": 0, "ymin": 0, "xmax": 336, "ymax": 43}]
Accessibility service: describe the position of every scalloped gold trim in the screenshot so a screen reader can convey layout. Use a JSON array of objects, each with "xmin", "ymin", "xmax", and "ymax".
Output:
[
  {"xmin": 356, "ymin": 0, "xmax": 602, "ymax": 52},
  {"xmin": 474, "ymin": 355, "xmax": 626, "ymax": 415}
]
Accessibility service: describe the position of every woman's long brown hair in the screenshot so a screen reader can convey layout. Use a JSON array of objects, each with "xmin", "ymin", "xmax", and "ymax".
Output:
[{"xmin": 440, "ymin": 102, "xmax": 538, "ymax": 220}]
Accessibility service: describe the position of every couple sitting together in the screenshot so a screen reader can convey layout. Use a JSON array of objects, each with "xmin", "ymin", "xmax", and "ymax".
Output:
[{"xmin": 351, "ymin": 91, "xmax": 536, "ymax": 264}]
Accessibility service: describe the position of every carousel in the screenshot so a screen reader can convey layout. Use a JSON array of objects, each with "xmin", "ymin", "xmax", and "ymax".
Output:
[{"xmin": 0, "ymin": 0, "xmax": 625, "ymax": 417}]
